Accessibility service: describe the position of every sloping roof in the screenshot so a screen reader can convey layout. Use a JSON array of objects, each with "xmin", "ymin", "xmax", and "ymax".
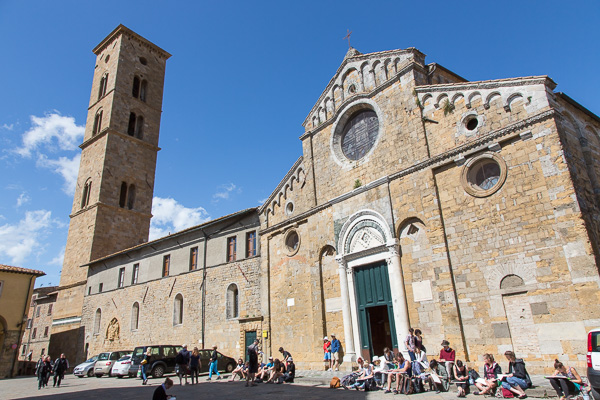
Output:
[
  {"xmin": 83, "ymin": 207, "xmax": 258, "ymax": 267},
  {"xmin": 0, "ymin": 264, "xmax": 45, "ymax": 276}
]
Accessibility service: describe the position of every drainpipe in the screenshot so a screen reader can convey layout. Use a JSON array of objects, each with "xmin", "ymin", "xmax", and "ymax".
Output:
[{"xmin": 12, "ymin": 275, "xmax": 34, "ymax": 377}]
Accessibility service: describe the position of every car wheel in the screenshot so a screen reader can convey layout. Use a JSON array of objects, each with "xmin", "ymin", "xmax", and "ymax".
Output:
[
  {"xmin": 87, "ymin": 369, "xmax": 94, "ymax": 377},
  {"xmin": 591, "ymin": 387, "xmax": 600, "ymax": 400},
  {"xmin": 77, "ymin": 375, "xmax": 83, "ymax": 378},
  {"xmin": 152, "ymin": 365, "xmax": 165, "ymax": 378},
  {"xmin": 226, "ymin": 362, "xmax": 235, "ymax": 373},
  {"xmin": 95, "ymin": 374, "xmax": 102, "ymax": 378},
  {"xmin": 116, "ymin": 375, "xmax": 123, "ymax": 379}
]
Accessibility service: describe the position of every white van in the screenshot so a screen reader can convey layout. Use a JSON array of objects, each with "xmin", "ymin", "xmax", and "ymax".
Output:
[{"xmin": 588, "ymin": 328, "xmax": 600, "ymax": 400}]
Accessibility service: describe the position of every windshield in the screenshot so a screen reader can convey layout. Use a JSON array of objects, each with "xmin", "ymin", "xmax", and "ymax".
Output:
[
  {"xmin": 118, "ymin": 355, "xmax": 131, "ymax": 362},
  {"xmin": 97, "ymin": 353, "xmax": 109, "ymax": 361},
  {"xmin": 133, "ymin": 347, "xmax": 145, "ymax": 357},
  {"xmin": 85, "ymin": 356, "xmax": 98, "ymax": 363}
]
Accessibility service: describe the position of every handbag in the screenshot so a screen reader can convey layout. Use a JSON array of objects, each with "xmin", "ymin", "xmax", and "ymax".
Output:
[{"xmin": 141, "ymin": 359, "xmax": 148, "ymax": 365}]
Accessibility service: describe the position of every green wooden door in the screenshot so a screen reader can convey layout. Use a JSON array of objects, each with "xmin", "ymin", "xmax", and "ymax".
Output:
[
  {"xmin": 354, "ymin": 261, "xmax": 397, "ymax": 358},
  {"xmin": 244, "ymin": 331, "xmax": 257, "ymax": 361}
]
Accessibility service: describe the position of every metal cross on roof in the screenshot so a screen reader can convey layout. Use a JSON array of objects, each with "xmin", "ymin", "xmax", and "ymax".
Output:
[{"xmin": 343, "ymin": 29, "xmax": 352, "ymax": 48}]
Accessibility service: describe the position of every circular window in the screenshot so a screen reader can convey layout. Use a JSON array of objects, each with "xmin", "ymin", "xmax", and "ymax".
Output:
[
  {"xmin": 285, "ymin": 201, "xmax": 294, "ymax": 216},
  {"xmin": 139, "ymin": 57, "xmax": 148, "ymax": 65},
  {"xmin": 340, "ymin": 110, "xmax": 379, "ymax": 161},
  {"xmin": 461, "ymin": 153, "xmax": 507, "ymax": 197},
  {"xmin": 284, "ymin": 230, "xmax": 300, "ymax": 255},
  {"xmin": 465, "ymin": 116, "xmax": 479, "ymax": 131}
]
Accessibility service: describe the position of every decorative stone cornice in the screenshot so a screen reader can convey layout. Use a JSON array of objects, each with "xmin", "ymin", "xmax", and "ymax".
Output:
[
  {"xmin": 93, "ymin": 24, "xmax": 171, "ymax": 59},
  {"xmin": 414, "ymin": 75, "xmax": 556, "ymax": 94}
]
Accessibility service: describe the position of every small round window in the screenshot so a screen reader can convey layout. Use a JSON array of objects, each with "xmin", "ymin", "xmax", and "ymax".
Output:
[
  {"xmin": 341, "ymin": 110, "xmax": 379, "ymax": 161},
  {"xmin": 285, "ymin": 201, "xmax": 294, "ymax": 216},
  {"xmin": 462, "ymin": 153, "xmax": 507, "ymax": 197},
  {"xmin": 284, "ymin": 230, "xmax": 300, "ymax": 255},
  {"xmin": 139, "ymin": 57, "xmax": 148, "ymax": 65},
  {"xmin": 465, "ymin": 116, "xmax": 479, "ymax": 131}
]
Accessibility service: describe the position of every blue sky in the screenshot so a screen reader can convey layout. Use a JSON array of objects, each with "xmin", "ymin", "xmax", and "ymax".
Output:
[{"xmin": 1, "ymin": 1, "xmax": 599, "ymax": 287}]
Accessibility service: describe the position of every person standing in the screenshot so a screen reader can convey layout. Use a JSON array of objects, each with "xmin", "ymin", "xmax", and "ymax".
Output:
[
  {"xmin": 439, "ymin": 340, "xmax": 456, "ymax": 380},
  {"xmin": 330, "ymin": 334, "xmax": 341, "ymax": 371},
  {"xmin": 52, "ymin": 353, "xmax": 68, "ymax": 387},
  {"xmin": 246, "ymin": 338, "xmax": 260, "ymax": 387},
  {"xmin": 207, "ymin": 345, "xmax": 222, "ymax": 381},
  {"xmin": 323, "ymin": 336, "xmax": 332, "ymax": 370},
  {"xmin": 141, "ymin": 348, "xmax": 152, "ymax": 385},
  {"xmin": 176, "ymin": 344, "xmax": 190, "ymax": 385},
  {"xmin": 43, "ymin": 356, "xmax": 52, "ymax": 386},
  {"xmin": 405, "ymin": 328, "xmax": 416, "ymax": 361},
  {"xmin": 189, "ymin": 347, "xmax": 201, "ymax": 384},
  {"xmin": 35, "ymin": 356, "xmax": 47, "ymax": 390},
  {"xmin": 278, "ymin": 347, "xmax": 292, "ymax": 362}
]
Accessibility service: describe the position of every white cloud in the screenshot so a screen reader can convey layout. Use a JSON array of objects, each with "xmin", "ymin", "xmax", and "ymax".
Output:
[
  {"xmin": 149, "ymin": 197, "xmax": 210, "ymax": 241},
  {"xmin": 16, "ymin": 192, "xmax": 30, "ymax": 207},
  {"xmin": 1, "ymin": 123, "xmax": 14, "ymax": 131},
  {"xmin": 258, "ymin": 197, "xmax": 268, "ymax": 205},
  {"xmin": 0, "ymin": 210, "xmax": 53, "ymax": 264},
  {"xmin": 49, "ymin": 246, "xmax": 65, "ymax": 266},
  {"xmin": 37, "ymin": 154, "xmax": 81, "ymax": 195},
  {"xmin": 16, "ymin": 113, "xmax": 84, "ymax": 158},
  {"xmin": 213, "ymin": 183, "xmax": 238, "ymax": 200}
]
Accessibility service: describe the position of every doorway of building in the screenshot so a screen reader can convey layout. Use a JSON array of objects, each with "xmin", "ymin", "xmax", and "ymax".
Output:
[
  {"xmin": 354, "ymin": 261, "xmax": 397, "ymax": 360},
  {"xmin": 244, "ymin": 331, "xmax": 257, "ymax": 361}
]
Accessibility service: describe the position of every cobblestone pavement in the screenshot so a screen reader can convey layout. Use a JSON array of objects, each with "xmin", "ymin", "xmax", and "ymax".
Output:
[{"xmin": 0, "ymin": 372, "xmax": 556, "ymax": 400}]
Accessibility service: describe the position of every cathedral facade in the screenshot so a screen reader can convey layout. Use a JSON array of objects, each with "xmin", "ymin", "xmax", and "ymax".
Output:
[{"xmin": 55, "ymin": 26, "xmax": 600, "ymax": 373}]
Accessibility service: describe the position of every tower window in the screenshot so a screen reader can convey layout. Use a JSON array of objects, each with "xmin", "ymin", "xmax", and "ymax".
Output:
[
  {"xmin": 173, "ymin": 293, "xmax": 183, "ymax": 325},
  {"xmin": 226, "ymin": 283, "xmax": 239, "ymax": 319},
  {"xmin": 128, "ymin": 112, "xmax": 136, "ymax": 136},
  {"xmin": 48, "ymin": 304, "xmax": 53, "ymax": 316},
  {"xmin": 119, "ymin": 182, "xmax": 128, "ymax": 208},
  {"xmin": 132, "ymin": 263, "xmax": 139, "ymax": 284},
  {"xmin": 98, "ymin": 73, "xmax": 108, "ymax": 100},
  {"xmin": 81, "ymin": 179, "xmax": 92, "ymax": 208},
  {"xmin": 132, "ymin": 76, "xmax": 148, "ymax": 102},
  {"xmin": 118, "ymin": 267, "xmax": 125, "ymax": 288},
  {"xmin": 32, "ymin": 328, "xmax": 37, "ymax": 339},
  {"xmin": 163, "ymin": 255, "xmax": 170, "ymax": 277},
  {"xmin": 127, "ymin": 112, "xmax": 144, "ymax": 139},
  {"xmin": 227, "ymin": 237, "xmax": 236, "ymax": 262},
  {"xmin": 127, "ymin": 184, "xmax": 136, "ymax": 210},
  {"xmin": 131, "ymin": 302, "xmax": 140, "ymax": 331},
  {"xmin": 44, "ymin": 326, "xmax": 49, "ymax": 337},
  {"xmin": 92, "ymin": 110, "xmax": 103, "ymax": 136},
  {"xmin": 94, "ymin": 309, "xmax": 101, "ymax": 335}
]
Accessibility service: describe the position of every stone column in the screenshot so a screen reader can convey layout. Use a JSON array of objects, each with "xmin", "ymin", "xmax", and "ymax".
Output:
[
  {"xmin": 386, "ymin": 239, "xmax": 410, "ymax": 357},
  {"xmin": 336, "ymin": 255, "xmax": 356, "ymax": 363}
]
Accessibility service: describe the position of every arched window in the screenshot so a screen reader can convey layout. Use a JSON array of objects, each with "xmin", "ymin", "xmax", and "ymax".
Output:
[
  {"xmin": 173, "ymin": 294, "xmax": 183, "ymax": 325},
  {"xmin": 127, "ymin": 184, "xmax": 136, "ymax": 210},
  {"xmin": 81, "ymin": 178, "xmax": 92, "ymax": 208},
  {"xmin": 92, "ymin": 110, "xmax": 103, "ymax": 136},
  {"xmin": 94, "ymin": 308, "xmax": 101, "ymax": 335},
  {"xmin": 131, "ymin": 302, "xmax": 139, "ymax": 331},
  {"xmin": 128, "ymin": 112, "xmax": 136, "ymax": 136},
  {"xmin": 119, "ymin": 182, "xmax": 128, "ymax": 208},
  {"xmin": 98, "ymin": 73, "xmax": 108, "ymax": 100},
  {"xmin": 226, "ymin": 284, "xmax": 239, "ymax": 319},
  {"xmin": 136, "ymin": 115, "xmax": 144, "ymax": 139},
  {"xmin": 140, "ymin": 80, "xmax": 147, "ymax": 102},
  {"xmin": 132, "ymin": 76, "xmax": 140, "ymax": 98}
]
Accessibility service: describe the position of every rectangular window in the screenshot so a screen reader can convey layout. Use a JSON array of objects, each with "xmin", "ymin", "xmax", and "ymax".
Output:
[
  {"xmin": 26, "ymin": 319, "xmax": 32, "ymax": 329},
  {"xmin": 21, "ymin": 345, "xmax": 27, "ymax": 355},
  {"xmin": 47, "ymin": 304, "xmax": 53, "ymax": 316},
  {"xmin": 88, "ymin": 286, "xmax": 92, "ymax": 295},
  {"xmin": 36, "ymin": 306, "xmax": 41, "ymax": 318},
  {"xmin": 99, "ymin": 283, "xmax": 103, "ymax": 293},
  {"xmin": 32, "ymin": 328, "xmax": 37, "ymax": 339},
  {"xmin": 227, "ymin": 237, "xmax": 236, "ymax": 262},
  {"xmin": 44, "ymin": 326, "xmax": 49, "ymax": 337},
  {"xmin": 118, "ymin": 267, "xmax": 125, "ymax": 288},
  {"xmin": 189, "ymin": 247, "xmax": 198, "ymax": 271},
  {"xmin": 132, "ymin": 263, "xmax": 139, "ymax": 284},
  {"xmin": 246, "ymin": 231, "xmax": 256, "ymax": 258},
  {"xmin": 163, "ymin": 255, "xmax": 170, "ymax": 277}
]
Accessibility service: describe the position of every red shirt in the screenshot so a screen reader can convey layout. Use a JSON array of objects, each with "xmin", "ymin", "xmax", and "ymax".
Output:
[
  {"xmin": 323, "ymin": 341, "xmax": 331, "ymax": 353},
  {"xmin": 440, "ymin": 347, "xmax": 455, "ymax": 361}
]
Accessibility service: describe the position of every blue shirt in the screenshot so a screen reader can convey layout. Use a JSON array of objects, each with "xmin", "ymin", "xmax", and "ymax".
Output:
[{"xmin": 331, "ymin": 339, "xmax": 340, "ymax": 352}]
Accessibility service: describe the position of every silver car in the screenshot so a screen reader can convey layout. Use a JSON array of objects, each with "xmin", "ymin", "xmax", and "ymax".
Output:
[
  {"xmin": 110, "ymin": 354, "xmax": 133, "ymax": 378},
  {"xmin": 94, "ymin": 350, "xmax": 132, "ymax": 377},
  {"xmin": 73, "ymin": 356, "xmax": 98, "ymax": 378}
]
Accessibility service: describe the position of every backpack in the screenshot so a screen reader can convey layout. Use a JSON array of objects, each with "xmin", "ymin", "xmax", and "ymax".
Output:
[
  {"xmin": 499, "ymin": 388, "xmax": 515, "ymax": 398},
  {"xmin": 468, "ymin": 368, "xmax": 480, "ymax": 385},
  {"xmin": 340, "ymin": 372, "xmax": 359, "ymax": 387},
  {"xmin": 399, "ymin": 375, "xmax": 414, "ymax": 394},
  {"xmin": 412, "ymin": 377, "xmax": 425, "ymax": 393},
  {"xmin": 330, "ymin": 376, "xmax": 341, "ymax": 388},
  {"xmin": 174, "ymin": 352, "xmax": 184, "ymax": 364}
]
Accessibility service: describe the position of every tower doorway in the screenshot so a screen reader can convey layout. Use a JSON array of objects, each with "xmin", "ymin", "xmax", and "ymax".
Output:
[{"xmin": 354, "ymin": 261, "xmax": 397, "ymax": 360}]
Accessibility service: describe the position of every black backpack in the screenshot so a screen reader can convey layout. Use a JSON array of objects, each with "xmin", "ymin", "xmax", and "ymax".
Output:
[
  {"xmin": 175, "ymin": 352, "xmax": 184, "ymax": 364},
  {"xmin": 412, "ymin": 377, "xmax": 425, "ymax": 393}
]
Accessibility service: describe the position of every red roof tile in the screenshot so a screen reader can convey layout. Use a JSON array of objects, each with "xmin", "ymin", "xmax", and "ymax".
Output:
[{"xmin": 0, "ymin": 264, "xmax": 45, "ymax": 276}]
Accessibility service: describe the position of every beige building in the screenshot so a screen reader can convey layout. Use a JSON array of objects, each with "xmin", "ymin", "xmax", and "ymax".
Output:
[
  {"xmin": 19, "ymin": 286, "xmax": 58, "ymax": 363},
  {"xmin": 0, "ymin": 265, "xmax": 45, "ymax": 378},
  {"xmin": 52, "ymin": 26, "xmax": 600, "ymax": 374}
]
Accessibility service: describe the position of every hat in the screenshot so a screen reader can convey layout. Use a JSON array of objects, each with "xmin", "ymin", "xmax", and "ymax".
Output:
[
  {"xmin": 331, "ymin": 333, "xmax": 336, "ymax": 337},
  {"xmin": 182, "ymin": 344, "xmax": 187, "ymax": 348},
  {"xmin": 441, "ymin": 340, "xmax": 450, "ymax": 346},
  {"xmin": 324, "ymin": 336, "xmax": 328, "ymax": 340},
  {"xmin": 288, "ymin": 357, "xmax": 293, "ymax": 362},
  {"xmin": 269, "ymin": 356, "xmax": 273, "ymax": 360},
  {"xmin": 372, "ymin": 356, "xmax": 380, "ymax": 362}
]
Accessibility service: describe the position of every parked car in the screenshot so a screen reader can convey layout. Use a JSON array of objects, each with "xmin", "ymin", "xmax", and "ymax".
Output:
[
  {"xmin": 73, "ymin": 355, "xmax": 98, "ymax": 378},
  {"xmin": 197, "ymin": 349, "xmax": 236, "ymax": 374},
  {"xmin": 110, "ymin": 354, "xmax": 133, "ymax": 378},
  {"xmin": 130, "ymin": 345, "xmax": 183, "ymax": 379},
  {"xmin": 94, "ymin": 350, "xmax": 132, "ymax": 377},
  {"xmin": 588, "ymin": 328, "xmax": 600, "ymax": 400}
]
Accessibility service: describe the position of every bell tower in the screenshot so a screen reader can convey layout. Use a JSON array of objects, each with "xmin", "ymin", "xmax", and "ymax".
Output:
[{"xmin": 50, "ymin": 25, "xmax": 170, "ymax": 362}]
